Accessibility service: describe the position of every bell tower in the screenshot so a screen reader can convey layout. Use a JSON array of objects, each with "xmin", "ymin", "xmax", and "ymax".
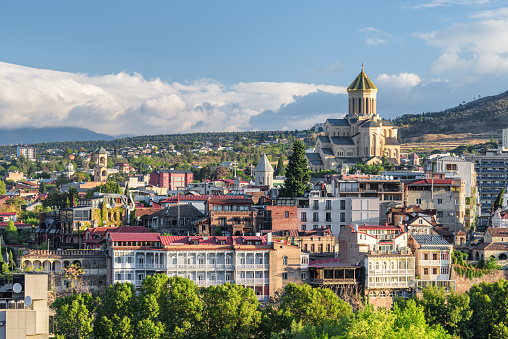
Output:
[
  {"xmin": 346, "ymin": 64, "xmax": 378, "ymax": 119},
  {"xmin": 94, "ymin": 146, "xmax": 109, "ymax": 182}
]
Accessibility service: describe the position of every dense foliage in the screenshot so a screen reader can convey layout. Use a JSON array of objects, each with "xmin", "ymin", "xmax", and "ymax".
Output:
[{"xmin": 280, "ymin": 141, "xmax": 310, "ymax": 197}]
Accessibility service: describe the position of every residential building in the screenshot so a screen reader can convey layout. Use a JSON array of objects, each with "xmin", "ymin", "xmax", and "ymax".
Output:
[
  {"xmin": 16, "ymin": 146, "xmax": 36, "ymax": 161},
  {"xmin": 297, "ymin": 196, "xmax": 379, "ymax": 236},
  {"xmin": 306, "ymin": 67, "xmax": 400, "ymax": 171},
  {"xmin": 20, "ymin": 250, "xmax": 108, "ymax": 292},
  {"xmin": 408, "ymin": 234, "xmax": 454, "ymax": 292},
  {"xmin": 206, "ymin": 198, "xmax": 256, "ymax": 236},
  {"xmin": 140, "ymin": 204, "xmax": 205, "ymax": 235},
  {"xmin": 0, "ymin": 274, "xmax": 50, "ymax": 339},
  {"xmin": 339, "ymin": 223, "xmax": 415, "ymax": 301},
  {"xmin": 257, "ymin": 205, "xmax": 298, "ymax": 232},
  {"xmin": 466, "ymin": 150, "xmax": 508, "ymax": 217},
  {"xmin": 308, "ymin": 258, "xmax": 361, "ymax": 296},
  {"xmin": 435, "ymin": 156, "xmax": 478, "ymax": 227},
  {"xmin": 261, "ymin": 228, "xmax": 338, "ymax": 258},
  {"xmin": 404, "ymin": 176, "xmax": 466, "ymax": 232},
  {"xmin": 149, "ymin": 170, "xmax": 194, "ymax": 190},
  {"xmin": 4, "ymin": 171, "xmax": 26, "ymax": 182},
  {"xmin": 160, "ymin": 195, "xmax": 246, "ymax": 214},
  {"xmin": 107, "ymin": 234, "xmax": 309, "ymax": 301}
]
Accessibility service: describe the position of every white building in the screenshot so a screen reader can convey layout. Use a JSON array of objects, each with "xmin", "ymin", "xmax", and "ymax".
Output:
[
  {"xmin": 17, "ymin": 146, "xmax": 36, "ymax": 161},
  {"xmin": 297, "ymin": 196, "xmax": 379, "ymax": 236}
]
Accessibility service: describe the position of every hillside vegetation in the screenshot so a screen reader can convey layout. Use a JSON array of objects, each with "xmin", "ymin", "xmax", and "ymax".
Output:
[{"xmin": 394, "ymin": 90, "xmax": 508, "ymax": 142}]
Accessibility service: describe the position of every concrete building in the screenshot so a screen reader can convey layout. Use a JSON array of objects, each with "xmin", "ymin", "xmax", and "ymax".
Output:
[
  {"xmin": 408, "ymin": 235, "xmax": 454, "ymax": 292},
  {"xmin": 503, "ymin": 128, "xmax": 508, "ymax": 151},
  {"xmin": 435, "ymin": 156, "xmax": 478, "ymax": 227},
  {"xmin": 149, "ymin": 170, "xmax": 194, "ymax": 191},
  {"xmin": 206, "ymin": 198, "xmax": 256, "ymax": 236},
  {"xmin": 108, "ymin": 234, "xmax": 309, "ymax": 301},
  {"xmin": 297, "ymin": 196, "xmax": 379, "ymax": 236},
  {"xmin": 0, "ymin": 274, "xmax": 50, "ymax": 339},
  {"xmin": 405, "ymin": 177, "xmax": 466, "ymax": 232},
  {"xmin": 466, "ymin": 150, "xmax": 508, "ymax": 217},
  {"xmin": 140, "ymin": 204, "xmax": 205, "ymax": 235},
  {"xmin": 16, "ymin": 146, "xmax": 36, "ymax": 161},
  {"xmin": 306, "ymin": 67, "xmax": 400, "ymax": 171}
]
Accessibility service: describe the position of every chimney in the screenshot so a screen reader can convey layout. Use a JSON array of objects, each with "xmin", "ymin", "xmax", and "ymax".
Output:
[{"xmin": 267, "ymin": 233, "xmax": 272, "ymax": 245}]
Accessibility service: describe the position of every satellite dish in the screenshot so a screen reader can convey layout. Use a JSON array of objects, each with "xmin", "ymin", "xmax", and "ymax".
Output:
[
  {"xmin": 12, "ymin": 283, "xmax": 22, "ymax": 294},
  {"xmin": 24, "ymin": 296, "xmax": 32, "ymax": 307}
]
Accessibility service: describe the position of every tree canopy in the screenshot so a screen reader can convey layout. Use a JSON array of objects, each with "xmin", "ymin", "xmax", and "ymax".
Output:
[{"xmin": 280, "ymin": 141, "xmax": 310, "ymax": 197}]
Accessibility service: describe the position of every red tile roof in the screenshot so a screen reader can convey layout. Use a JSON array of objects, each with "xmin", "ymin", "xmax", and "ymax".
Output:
[
  {"xmin": 406, "ymin": 179, "xmax": 456, "ymax": 185},
  {"xmin": 161, "ymin": 195, "xmax": 246, "ymax": 203},
  {"xmin": 109, "ymin": 233, "xmax": 160, "ymax": 242},
  {"xmin": 353, "ymin": 224, "xmax": 404, "ymax": 231},
  {"xmin": 0, "ymin": 212, "xmax": 16, "ymax": 216}
]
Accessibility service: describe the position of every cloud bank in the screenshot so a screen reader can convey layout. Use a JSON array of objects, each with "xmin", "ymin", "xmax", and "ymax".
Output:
[{"xmin": 0, "ymin": 62, "xmax": 347, "ymax": 136}]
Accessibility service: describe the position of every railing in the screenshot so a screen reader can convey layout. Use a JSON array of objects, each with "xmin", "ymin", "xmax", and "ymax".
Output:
[
  {"xmin": 170, "ymin": 264, "xmax": 235, "ymax": 270},
  {"xmin": 196, "ymin": 280, "xmax": 228, "ymax": 286},
  {"xmin": 420, "ymin": 260, "xmax": 449, "ymax": 266},
  {"xmin": 370, "ymin": 269, "xmax": 415, "ymax": 275},
  {"xmin": 309, "ymin": 278, "xmax": 357, "ymax": 284},
  {"xmin": 257, "ymin": 295, "xmax": 270, "ymax": 302},
  {"xmin": 367, "ymin": 281, "xmax": 412, "ymax": 288},
  {"xmin": 236, "ymin": 264, "xmax": 269, "ymax": 270},
  {"xmin": 236, "ymin": 278, "xmax": 269, "ymax": 285},
  {"xmin": 414, "ymin": 280, "xmax": 455, "ymax": 292}
]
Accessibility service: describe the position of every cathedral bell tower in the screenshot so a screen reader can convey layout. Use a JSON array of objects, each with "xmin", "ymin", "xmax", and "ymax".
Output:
[{"xmin": 346, "ymin": 64, "xmax": 378, "ymax": 119}]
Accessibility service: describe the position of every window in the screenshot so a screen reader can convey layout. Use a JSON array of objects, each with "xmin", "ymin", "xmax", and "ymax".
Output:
[
  {"xmin": 326, "ymin": 212, "xmax": 332, "ymax": 222},
  {"xmin": 282, "ymin": 273, "xmax": 288, "ymax": 280},
  {"xmin": 285, "ymin": 211, "xmax": 289, "ymax": 218},
  {"xmin": 438, "ymin": 198, "xmax": 443, "ymax": 204},
  {"xmin": 326, "ymin": 200, "xmax": 332, "ymax": 210},
  {"xmin": 441, "ymin": 252, "xmax": 449, "ymax": 260},
  {"xmin": 326, "ymin": 244, "xmax": 331, "ymax": 252},
  {"xmin": 301, "ymin": 272, "xmax": 307, "ymax": 280},
  {"xmin": 432, "ymin": 253, "xmax": 438, "ymax": 260},
  {"xmin": 416, "ymin": 198, "xmax": 422, "ymax": 205},
  {"xmin": 340, "ymin": 212, "xmax": 346, "ymax": 223},
  {"xmin": 301, "ymin": 224, "xmax": 306, "ymax": 230},
  {"xmin": 340, "ymin": 200, "xmax": 346, "ymax": 210},
  {"xmin": 437, "ymin": 211, "xmax": 443, "ymax": 218},
  {"xmin": 369, "ymin": 291, "xmax": 377, "ymax": 298},
  {"xmin": 313, "ymin": 224, "xmax": 318, "ymax": 230},
  {"xmin": 301, "ymin": 212, "xmax": 307, "ymax": 222},
  {"xmin": 441, "ymin": 267, "xmax": 449, "ymax": 275},
  {"xmin": 390, "ymin": 291, "xmax": 396, "ymax": 298},
  {"xmin": 313, "ymin": 201, "xmax": 319, "ymax": 210},
  {"xmin": 432, "ymin": 268, "xmax": 437, "ymax": 275},
  {"xmin": 379, "ymin": 291, "xmax": 387, "ymax": 298},
  {"xmin": 424, "ymin": 253, "xmax": 428, "ymax": 260},
  {"xmin": 424, "ymin": 268, "xmax": 429, "ymax": 275},
  {"xmin": 313, "ymin": 212, "xmax": 319, "ymax": 222},
  {"xmin": 311, "ymin": 244, "xmax": 315, "ymax": 252},
  {"xmin": 283, "ymin": 256, "xmax": 288, "ymax": 265}
]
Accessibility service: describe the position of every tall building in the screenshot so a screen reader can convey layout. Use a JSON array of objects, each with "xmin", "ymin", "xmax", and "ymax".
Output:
[
  {"xmin": 254, "ymin": 154, "xmax": 274, "ymax": 187},
  {"xmin": 93, "ymin": 146, "xmax": 109, "ymax": 182},
  {"xmin": 306, "ymin": 67, "xmax": 400, "ymax": 171},
  {"xmin": 16, "ymin": 146, "xmax": 36, "ymax": 161},
  {"xmin": 503, "ymin": 128, "xmax": 508, "ymax": 151},
  {"xmin": 149, "ymin": 170, "xmax": 194, "ymax": 190}
]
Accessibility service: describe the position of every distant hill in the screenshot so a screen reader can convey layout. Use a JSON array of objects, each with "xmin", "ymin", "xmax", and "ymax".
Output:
[
  {"xmin": 0, "ymin": 127, "xmax": 115, "ymax": 146},
  {"xmin": 393, "ymin": 90, "xmax": 508, "ymax": 142}
]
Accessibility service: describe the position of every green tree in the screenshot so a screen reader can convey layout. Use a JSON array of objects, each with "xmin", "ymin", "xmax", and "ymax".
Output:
[
  {"xmin": 275, "ymin": 157, "xmax": 286, "ymax": 177},
  {"xmin": 201, "ymin": 283, "xmax": 261, "ymax": 338},
  {"xmin": 494, "ymin": 188, "xmax": 505, "ymax": 211},
  {"xmin": 124, "ymin": 183, "xmax": 130, "ymax": 197},
  {"xmin": 38, "ymin": 181, "xmax": 47, "ymax": 194},
  {"xmin": 0, "ymin": 181, "xmax": 5, "ymax": 195},
  {"xmin": 53, "ymin": 294, "xmax": 94, "ymax": 339},
  {"xmin": 280, "ymin": 141, "xmax": 310, "ymax": 197},
  {"xmin": 93, "ymin": 283, "xmax": 137, "ymax": 339},
  {"xmin": 167, "ymin": 276, "xmax": 204, "ymax": 337},
  {"xmin": 4, "ymin": 220, "xmax": 18, "ymax": 245}
]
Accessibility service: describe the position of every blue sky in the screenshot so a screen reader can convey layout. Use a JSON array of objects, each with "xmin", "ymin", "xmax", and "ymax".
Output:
[{"xmin": 0, "ymin": 1, "xmax": 507, "ymax": 136}]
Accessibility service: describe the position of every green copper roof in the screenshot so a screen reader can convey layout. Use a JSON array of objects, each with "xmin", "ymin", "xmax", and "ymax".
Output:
[{"xmin": 347, "ymin": 69, "xmax": 377, "ymax": 91}]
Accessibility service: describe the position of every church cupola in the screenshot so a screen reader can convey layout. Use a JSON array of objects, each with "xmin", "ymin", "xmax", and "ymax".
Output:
[{"xmin": 347, "ymin": 65, "xmax": 378, "ymax": 118}]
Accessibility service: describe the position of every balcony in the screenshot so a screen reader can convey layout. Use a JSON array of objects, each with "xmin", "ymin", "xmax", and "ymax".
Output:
[
  {"xmin": 257, "ymin": 295, "xmax": 270, "ymax": 302},
  {"xmin": 174, "ymin": 264, "xmax": 235, "ymax": 270},
  {"xmin": 367, "ymin": 281, "xmax": 412, "ymax": 288},
  {"xmin": 135, "ymin": 263, "xmax": 166, "ymax": 270},
  {"xmin": 414, "ymin": 280, "xmax": 455, "ymax": 292},
  {"xmin": 196, "ymin": 279, "xmax": 229, "ymax": 286},
  {"xmin": 370, "ymin": 269, "xmax": 415, "ymax": 275},
  {"xmin": 420, "ymin": 260, "xmax": 449, "ymax": 266},
  {"xmin": 309, "ymin": 278, "xmax": 357, "ymax": 285},
  {"xmin": 236, "ymin": 264, "xmax": 269, "ymax": 270},
  {"xmin": 236, "ymin": 278, "xmax": 269, "ymax": 285}
]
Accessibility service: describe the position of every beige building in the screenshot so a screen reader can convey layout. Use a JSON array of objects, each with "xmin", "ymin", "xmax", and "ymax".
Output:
[
  {"xmin": 93, "ymin": 146, "xmax": 109, "ymax": 182},
  {"xmin": 254, "ymin": 154, "xmax": 274, "ymax": 188},
  {"xmin": 307, "ymin": 67, "xmax": 400, "ymax": 171},
  {"xmin": 405, "ymin": 177, "xmax": 466, "ymax": 232},
  {"xmin": 408, "ymin": 235, "xmax": 454, "ymax": 293},
  {"xmin": 0, "ymin": 274, "xmax": 50, "ymax": 339}
]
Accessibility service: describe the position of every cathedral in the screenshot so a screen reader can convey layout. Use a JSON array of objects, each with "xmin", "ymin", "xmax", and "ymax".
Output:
[{"xmin": 306, "ymin": 67, "xmax": 400, "ymax": 171}]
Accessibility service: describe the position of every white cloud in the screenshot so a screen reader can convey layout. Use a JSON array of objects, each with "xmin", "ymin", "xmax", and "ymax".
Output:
[
  {"xmin": 376, "ymin": 73, "xmax": 422, "ymax": 90},
  {"xmin": 417, "ymin": 18, "xmax": 508, "ymax": 76},
  {"xmin": 366, "ymin": 38, "xmax": 387, "ymax": 46},
  {"xmin": 359, "ymin": 27, "xmax": 393, "ymax": 46},
  {"xmin": 0, "ymin": 62, "xmax": 347, "ymax": 136},
  {"xmin": 414, "ymin": 0, "xmax": 490, "ymax": 9},
  {"xmin": 471, "ymin": 7, "xmax": 508, "ymax": 18}
]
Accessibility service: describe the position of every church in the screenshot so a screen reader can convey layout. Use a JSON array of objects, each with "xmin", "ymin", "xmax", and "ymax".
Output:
[{"xmin": 306, "ymin": 67, "xmax": 400, "ymax": 171}]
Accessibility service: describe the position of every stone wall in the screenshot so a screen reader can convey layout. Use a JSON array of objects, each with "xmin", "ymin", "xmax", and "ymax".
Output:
[{"xmin": 451, "ymin": 268, "xmax": 508, "ymax": 294}]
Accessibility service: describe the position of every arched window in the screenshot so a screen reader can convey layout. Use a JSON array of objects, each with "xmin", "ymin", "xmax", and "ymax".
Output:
[
  {"xmin": 379, "ymin": 291, "xmax": 387, "ymax": 298},
  {"xmin": 283, "ymin": 256, "xmax": 288, "ymax": 265},
  {"xmin": 369, "ymin": 291, "xmax": 377, "ymax": 298}
]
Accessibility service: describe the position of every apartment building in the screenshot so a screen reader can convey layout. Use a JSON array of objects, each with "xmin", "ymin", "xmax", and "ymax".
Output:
[
  {"xmin": 334, "ymin": 175, "xmax": 404, "ymax": 204},
  {"xmin": 149, "ymin": 170, "xmax": 194, "ymax": 190},
  {"xmin": 466, "ymin": 150, "xmax": 508, "ymax": 217},
  {"xmin": 206, "ymin": 198, "xmax": 256, "ymax": 236},
  {"xmin": 16, "ymin": 146, "xmax": 36, "ymax": 161},
  {"xmin": 108, "ymin": 234, "xmax": 309, "ymax": 301},
  {"xmin": 405, "ymin": 177, "xmax": 466, "ymax": 232},
  {"xmin": 408, "ymin": 235, "xmax": 454, "ymax": 292},
  {"xmin": 435, "ymin": 156, "xmax": 478, "ymax": 227},
  {"xmin": 339, "ymin": 224, "xmax": 415, "ymax": 300},
  {"xmin": 297, "ymin": 196, "xmax": 379, "ymax": 236}
]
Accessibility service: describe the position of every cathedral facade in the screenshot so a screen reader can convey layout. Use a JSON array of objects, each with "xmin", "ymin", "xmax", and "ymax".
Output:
[{"xmin": 306, "ymin": 68, "xmax": 400, "ymax": 171}]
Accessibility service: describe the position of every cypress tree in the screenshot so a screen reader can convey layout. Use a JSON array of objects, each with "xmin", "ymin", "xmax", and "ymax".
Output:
[
  {"xmin": 493, "ymin": 188, "xmax": 505, "ymax": 212},
  {"xmin": 280, "ymin": 141, "xmax": 310, "ymax": 197}
]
